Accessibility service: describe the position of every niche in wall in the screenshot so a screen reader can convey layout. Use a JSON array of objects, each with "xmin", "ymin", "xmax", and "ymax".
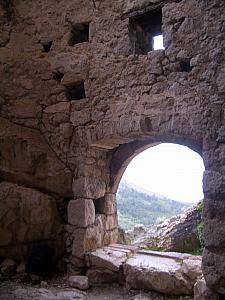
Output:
[
  {"xmin": 129, "ymin": 7, "xmax": 163, "ymax": 54},
  {"xmin": 68, "ymin": 22, "xmax": 90, "ymax": 46},
  {"xmin": 65, "ymin": 81, "xmax": 86, "ymax": 101}
]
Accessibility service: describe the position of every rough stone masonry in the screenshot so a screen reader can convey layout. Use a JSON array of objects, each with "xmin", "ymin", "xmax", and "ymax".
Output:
[{"xmin": 0, "ymin": 0, "xmax": 225, "ymax": 296}]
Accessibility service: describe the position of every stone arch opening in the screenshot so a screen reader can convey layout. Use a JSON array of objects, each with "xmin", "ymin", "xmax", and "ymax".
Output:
[
  {"xmin": 95, "ymin": 136, "xmax": 203, "ymax": 249},
  {"xmin": 116, "ymin": 142, "xmax": 204, "ymax": 232},
  {"xmin": 109, "ymin": 137, "xmax": 202, "ymax": 195}
]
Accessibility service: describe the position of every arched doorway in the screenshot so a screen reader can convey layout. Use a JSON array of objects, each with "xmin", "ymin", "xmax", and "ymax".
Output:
[{"xmin": 116, "ymin": 143, "xmax": 204, "ymax": 231}]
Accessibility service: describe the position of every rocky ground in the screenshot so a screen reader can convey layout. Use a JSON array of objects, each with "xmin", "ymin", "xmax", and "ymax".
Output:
[
  {"xmin": 0, "ymin": 277, "xmax": 193, "ymax": 300},
  {"xmin": 124, "ymin": 205, "xmax": 202, "ymax": 254}
]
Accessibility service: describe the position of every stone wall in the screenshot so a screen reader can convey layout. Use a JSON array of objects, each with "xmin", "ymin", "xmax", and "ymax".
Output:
[
  {"xmin": 0, "ymin": 0, "xmax": 225, "ymax": 294},
  {"xmin": 0, "ymin": 182, "xmax": 65, "ymax": 260}
]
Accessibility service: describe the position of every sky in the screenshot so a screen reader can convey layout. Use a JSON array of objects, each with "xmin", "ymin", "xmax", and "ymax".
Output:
[
  {"xmin": 153, "ymin": 35, "xmax": 164, "ymax": 50},
  {"xmin": 122, "ymin": 143, "xmax": 205, "ymax": 203}
]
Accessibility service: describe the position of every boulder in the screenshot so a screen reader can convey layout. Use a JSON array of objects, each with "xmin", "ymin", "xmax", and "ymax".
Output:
[
  {"xmin": 68, "ymin": 275, "xmax": 89, "ymax": 290},
  {"xmin": 123, "ymin": 251, "xmax": 202, "ymax": 295},
  {"xmin": 87, "ymin": 246, "xmax": 128, "ymax": 272},
  {"xmin": 86, "ymin": 244, "xmax": 136, "ymax": 284},
  {"xmin": 126, "ymin": 205, "xmax": 202, "ymax": 253},
  {"xmin": 16, "ymin": 262, "xmax": 26, "ymax": 274},
  {"xmin": 0, "ymin": 258, "xmax": 17, "ymax": 275}
]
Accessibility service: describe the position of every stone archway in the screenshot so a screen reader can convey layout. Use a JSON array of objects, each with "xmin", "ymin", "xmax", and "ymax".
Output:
[
  {"xmin": 69, "ymin": 126, "xmax": 225, "ymax": 294},
  {"xmin": 109, "ymin": 135, "xmax": 202, "ymax": 194},
  {"xmin": 68, "ymin": 132, "xmax": 203, "ymax": 263}
]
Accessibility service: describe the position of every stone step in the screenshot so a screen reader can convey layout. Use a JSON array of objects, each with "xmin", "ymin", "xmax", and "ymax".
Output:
[{"xmin": 86, "ymin": 244, "xmax": 202, "ymax": 296}]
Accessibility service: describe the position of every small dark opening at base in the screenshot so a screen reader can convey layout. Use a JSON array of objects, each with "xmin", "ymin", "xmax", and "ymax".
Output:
[
  {"xmin": 41, "ymin": 40, "xmax": 53, "ymax": 53},
  {"xmin": 26, "ymin": 245, "xmax": 55, "ymax": 276},
  {"xmin": 219, "ymin": 294, "xmax": 225, "ymax": 300},
  {"xmin": 68, "ymin": 22, "xmax": 89, "ymax": 46},
  {"xmin": 52, "ymin": 70, "xmax": 64, "ymax": 82},
  {"xmin": 65, "ymin": 81, "xmax": 86, "ymax": 101},
  {"xmin": 180, "ymin": 61, "xmax": 192, "ymax": 72}
]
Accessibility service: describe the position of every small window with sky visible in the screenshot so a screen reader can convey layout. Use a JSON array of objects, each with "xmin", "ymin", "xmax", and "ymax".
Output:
[
  {"xmin": 153, "ymin": 34, "xmax": 164, "ymax": 50},
  {"xmin": 129, "ymin": 7, "xmax": 164, "ymax": 54}
]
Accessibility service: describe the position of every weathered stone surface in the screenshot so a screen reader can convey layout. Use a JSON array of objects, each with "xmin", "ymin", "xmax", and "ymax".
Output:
[
  {"xmin": 70, "ymin": 108, "xmax": 91, "ymax": 127},
  {"xmin": 104, "ymin": 215, "xmax": 118, "ymax": 231},
  {"xmin": 103, "ymin": 228, "xmax": 118, "ymax": 245},
  {"xmin": 72, "ymin": 177, "xmax": 106, "ymax": 199},
  {"xmin": 0, "ymin": 258, "xmax": 17, "ymax": 275},
  {"xmin": 72, "ymin": 215, "xmax": 104, "ymax": 258},
  {"xmin": 16, "ymin": 262, "xmax": 26, "ymax": 274},
  {"xmin": 87, "ymin": 247, "xmax": 128, "ymax": 272},
  {"xmin": 86, "ymin": 245, "xmax": 201, "ymax": 294},
  {"xmin": 202, "ymin": 248, "xmax": 225, "ymax": 294},
  {"xmin": 102, "ymin": 194, "xmax": 117, "ymax": 215},
  {"xmin": 6, "ymin": 283, "xmax": 86, "ymax": 300},
  {"xmin": 126, "ymin": 205, "xmax": 202, "ymax": 253},
  {"xmin": 194, "ymin": 276, "xmax": 219, "ymax": 300},
  {"xmin": 68, "ymin": 199, "xmax": 95, "ymax": 228},
  {"xmin": 0, "ymin": 118, "xmax": 72, "ymax": 198},
  {"xmin": 124, "ymin": 253, "xmax": 202, "ymax": 295},
  {"xmin": 86, "ymin": 244, "xmax": 131, "ymax": 284},
  {"xmin": 61, "ymin": 72, "xmax": 85, "ymax": 87},
  {"xmin": 68, "ymin": 275, "xmax": 89, "ymax": 290},
  {"xmin": 0, "ymin": 182, "xmax": 64, "ymax": 260}
]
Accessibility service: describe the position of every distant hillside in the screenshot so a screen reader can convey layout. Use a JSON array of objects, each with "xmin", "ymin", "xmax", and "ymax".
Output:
[{"xmin": 117, "ymin": 181, "xmax": 192, "ymax": 230}]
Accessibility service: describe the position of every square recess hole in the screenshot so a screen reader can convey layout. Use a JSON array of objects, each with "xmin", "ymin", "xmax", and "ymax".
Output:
[
  {"xmin": 129, "ymin": 7, "xmax": 163, "ymax": 54},
  {"xmin": 93, "ymin": 198, "xmax": 104, "ymax": 214},
  {"xmin": 65, "ymin": 81, "xmax": 86, "ymax": 101},
  {"xmin": 68, "ymin": 22, "xmax": 90, "ymax": 46}
]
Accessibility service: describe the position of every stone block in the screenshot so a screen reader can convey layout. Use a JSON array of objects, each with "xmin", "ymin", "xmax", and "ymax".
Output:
[
  {"xmin": 194, "ymin": 276, "xmax": 219, "ymax": 300},
  {"xmin": 72, "ymin": 216, "xmax": 104, "ymax": 258},
  {"xmin": 124, "ymin": 254, "xmax": 202, "ymax": 295},
  {"xmin": 87, "ymin": 247, "xmax": 128, "ymax": 272},
  {"xmin": 68, "ymin": 275, "xmax": 89, "ymax": 290},
  {"xmin": 61, "ymin": 72, "xmax": 84, "ymax": 87},
  {"xmin": 68, "ymin": 199, "xmax": 95, "ymax": 228},
  {"xmin": 72, "ymin": 177, "xmax": 106, "ymax": 199},
  {"xmin": 0, "ymin": 258, "xmax": 17, "ymax": 275},
  {"xmin": 44, "ymin": 102, "xmax": 70, "ymax": 114},
  {"xmin": 95, "ymin": 194, "xmax": 117, "ymax": 215},
  {"xmin": 103, "ymin": 228, "xmax": 118, "ymax": 245},
  {"xmin": 70, "ymin": 108, "xmax": 91, "ymax": 127},
  {"xmin": 87, "ymin": 268, "xmax": 119, "ymax": 284},
  {"xmin": 104, "ymin": 215, "xmax": 118, "ymax": 231}
]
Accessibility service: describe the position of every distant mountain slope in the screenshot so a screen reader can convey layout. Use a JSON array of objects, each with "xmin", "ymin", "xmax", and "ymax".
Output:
[{"xmin": 117, "ymin": 181, "xmax": 192, "ymax": 230}]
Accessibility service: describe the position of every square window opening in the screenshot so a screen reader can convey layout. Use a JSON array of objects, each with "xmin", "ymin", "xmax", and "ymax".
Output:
[
  {"xmin": 129, "ymin": 8, "xmax": 163, "ymax": 54},
  {"xmin": 65, "ymin": 81, "xmax": 86, "ymax": 101},
  {"xmin": 68, "ymin": 22, "xmax": 89, "ymax": 46},
  {"xmin": 93, "ymin": 198, "xmax": 104, "ymax": 215}
]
